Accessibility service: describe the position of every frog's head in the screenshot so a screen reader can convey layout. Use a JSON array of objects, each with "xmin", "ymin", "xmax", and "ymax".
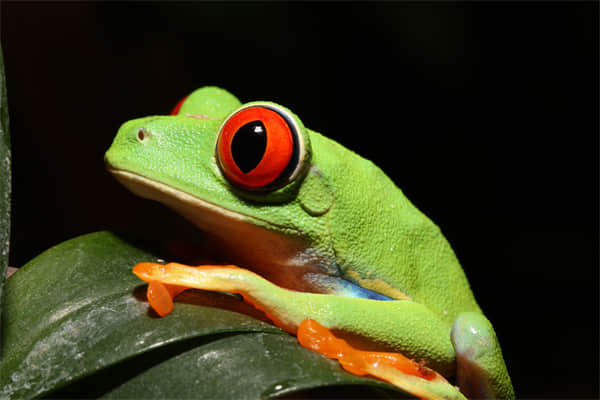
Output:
[{"xmin": 106, "ymin": 87, "xmax": 361, "ymax": 296}]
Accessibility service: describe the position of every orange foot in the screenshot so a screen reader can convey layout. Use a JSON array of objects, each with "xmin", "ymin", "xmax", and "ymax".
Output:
[
  {"xmin": 137, "ymin": 261, "xmax": 188, "ymax": 317},
  {"xmin": 298, "ymin": 319, "xmax": 464, "ymax": 400}
]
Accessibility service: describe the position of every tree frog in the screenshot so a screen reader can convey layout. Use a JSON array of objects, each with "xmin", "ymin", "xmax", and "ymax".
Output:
[{"xmin": 105, "ymin": 87, "xmax": 513, "ymax": 399}]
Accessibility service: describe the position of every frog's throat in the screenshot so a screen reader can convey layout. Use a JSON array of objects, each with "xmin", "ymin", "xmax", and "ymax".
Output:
[{"xmin": 107, "ymin": 167, "xmax": 339, "ymax": 293}]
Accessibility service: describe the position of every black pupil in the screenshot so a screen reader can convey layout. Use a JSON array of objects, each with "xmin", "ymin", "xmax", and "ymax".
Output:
[{"xmin": 231, "ymin": 120, "xmax": 267, "ymax": 173}]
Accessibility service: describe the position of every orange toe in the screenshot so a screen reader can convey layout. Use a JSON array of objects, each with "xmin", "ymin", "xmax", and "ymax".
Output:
[{"xmin": 147, "ymin": 280, "xmax": 174, "ymax": 317}]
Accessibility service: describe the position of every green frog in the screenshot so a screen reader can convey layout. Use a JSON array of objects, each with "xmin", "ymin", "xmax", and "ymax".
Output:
[{"xmin": 105, "ymin": 87, "xmax": 513, "ymax": 399}]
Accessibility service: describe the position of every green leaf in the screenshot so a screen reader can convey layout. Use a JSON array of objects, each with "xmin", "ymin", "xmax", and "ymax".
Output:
[
  {"xmin": 0, "ymin": 45, "xmax": 12, "ymax": 353},
  {"xmin": 0, "ymin": 232, "xmax": 405, "ymax": 398}
]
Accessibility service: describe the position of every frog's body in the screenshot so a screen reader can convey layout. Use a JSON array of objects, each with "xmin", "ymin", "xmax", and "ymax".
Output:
[{"xmin": 105, "ymin": 87, "xmax": 513, "ymax": 399}]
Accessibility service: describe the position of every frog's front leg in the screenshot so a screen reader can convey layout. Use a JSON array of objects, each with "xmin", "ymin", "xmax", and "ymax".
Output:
[
  {"xmin": 134, "ymin": 262, "xmax": 466, "ymax": 399},
  {"xmin": 451, "ymin": 312, "xmax": 515, "ymax": 399}
]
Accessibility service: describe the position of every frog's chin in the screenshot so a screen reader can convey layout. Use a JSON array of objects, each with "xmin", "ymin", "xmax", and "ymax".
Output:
[{"xmin": 107, "ymin": 167, "xmax": 339, "ymax": 294}]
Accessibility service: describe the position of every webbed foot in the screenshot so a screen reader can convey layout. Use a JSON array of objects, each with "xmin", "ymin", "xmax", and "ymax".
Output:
[{"xmin": 299, "ymin": 319, "xmax": 466, "ymax": 400}]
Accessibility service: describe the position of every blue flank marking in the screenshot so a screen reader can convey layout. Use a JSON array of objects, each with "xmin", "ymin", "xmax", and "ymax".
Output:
[{"xmin": 341, "ymin": 279, "xmax": 394, "ymax": 301}]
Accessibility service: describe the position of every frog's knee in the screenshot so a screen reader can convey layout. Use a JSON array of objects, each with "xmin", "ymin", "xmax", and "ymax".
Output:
[{"xmin": 451, "ymin": 312, "xmax": 514, "ymax": 399}]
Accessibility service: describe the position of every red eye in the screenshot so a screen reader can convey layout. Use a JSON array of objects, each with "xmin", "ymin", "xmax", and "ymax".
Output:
[
  {"xmin": 217, "ymin": 105, "xmax": 298, "ymax": 189},
  {"xmin": 170, "ymin": 95, "xmax": 188, "ymax": 115}
]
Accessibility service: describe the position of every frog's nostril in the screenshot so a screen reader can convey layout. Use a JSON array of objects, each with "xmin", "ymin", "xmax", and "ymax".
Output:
[{"xmin": 137, "ymin": 129, "xmax": 151, "ymax": 141}]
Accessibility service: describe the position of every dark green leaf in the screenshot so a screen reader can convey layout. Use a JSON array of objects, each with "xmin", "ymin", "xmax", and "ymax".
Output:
[
  {"xmin": 0, "ymin": 45, "xmax": 12, "ymax": 353},
  {"xmin": 102, "ymin": 333, "xmax": 399, "ymax": 399},
  {"xmin": 0, "ymin": 232, "xmax": 406, "ymax": 399}
]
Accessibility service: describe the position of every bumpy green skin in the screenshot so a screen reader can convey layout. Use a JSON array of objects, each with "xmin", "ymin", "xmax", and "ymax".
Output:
[{"xmin": 105, "ymin": 87, "xmax": 514, "ymax": 398}]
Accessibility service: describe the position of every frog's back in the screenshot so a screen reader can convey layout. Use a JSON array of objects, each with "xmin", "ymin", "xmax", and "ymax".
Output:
[{"xmin": 309, "ymin": 130, "xmax": 481, "ymax": 326}]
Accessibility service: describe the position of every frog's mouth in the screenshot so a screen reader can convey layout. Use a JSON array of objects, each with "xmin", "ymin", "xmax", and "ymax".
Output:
[{"xmin": 108, "ymin": 167, "xmax": 393, "ymax": 301}]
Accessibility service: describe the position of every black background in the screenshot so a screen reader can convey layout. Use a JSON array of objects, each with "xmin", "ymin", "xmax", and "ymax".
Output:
[{"xmin": 1, "ymin": 2, "xmax": 598, "ymax": 398}]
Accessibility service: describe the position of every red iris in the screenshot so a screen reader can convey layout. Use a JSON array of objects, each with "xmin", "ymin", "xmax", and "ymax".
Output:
[{"xmin": 217, "ymin": 106, "xmax": 294, "ymax": 188}]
